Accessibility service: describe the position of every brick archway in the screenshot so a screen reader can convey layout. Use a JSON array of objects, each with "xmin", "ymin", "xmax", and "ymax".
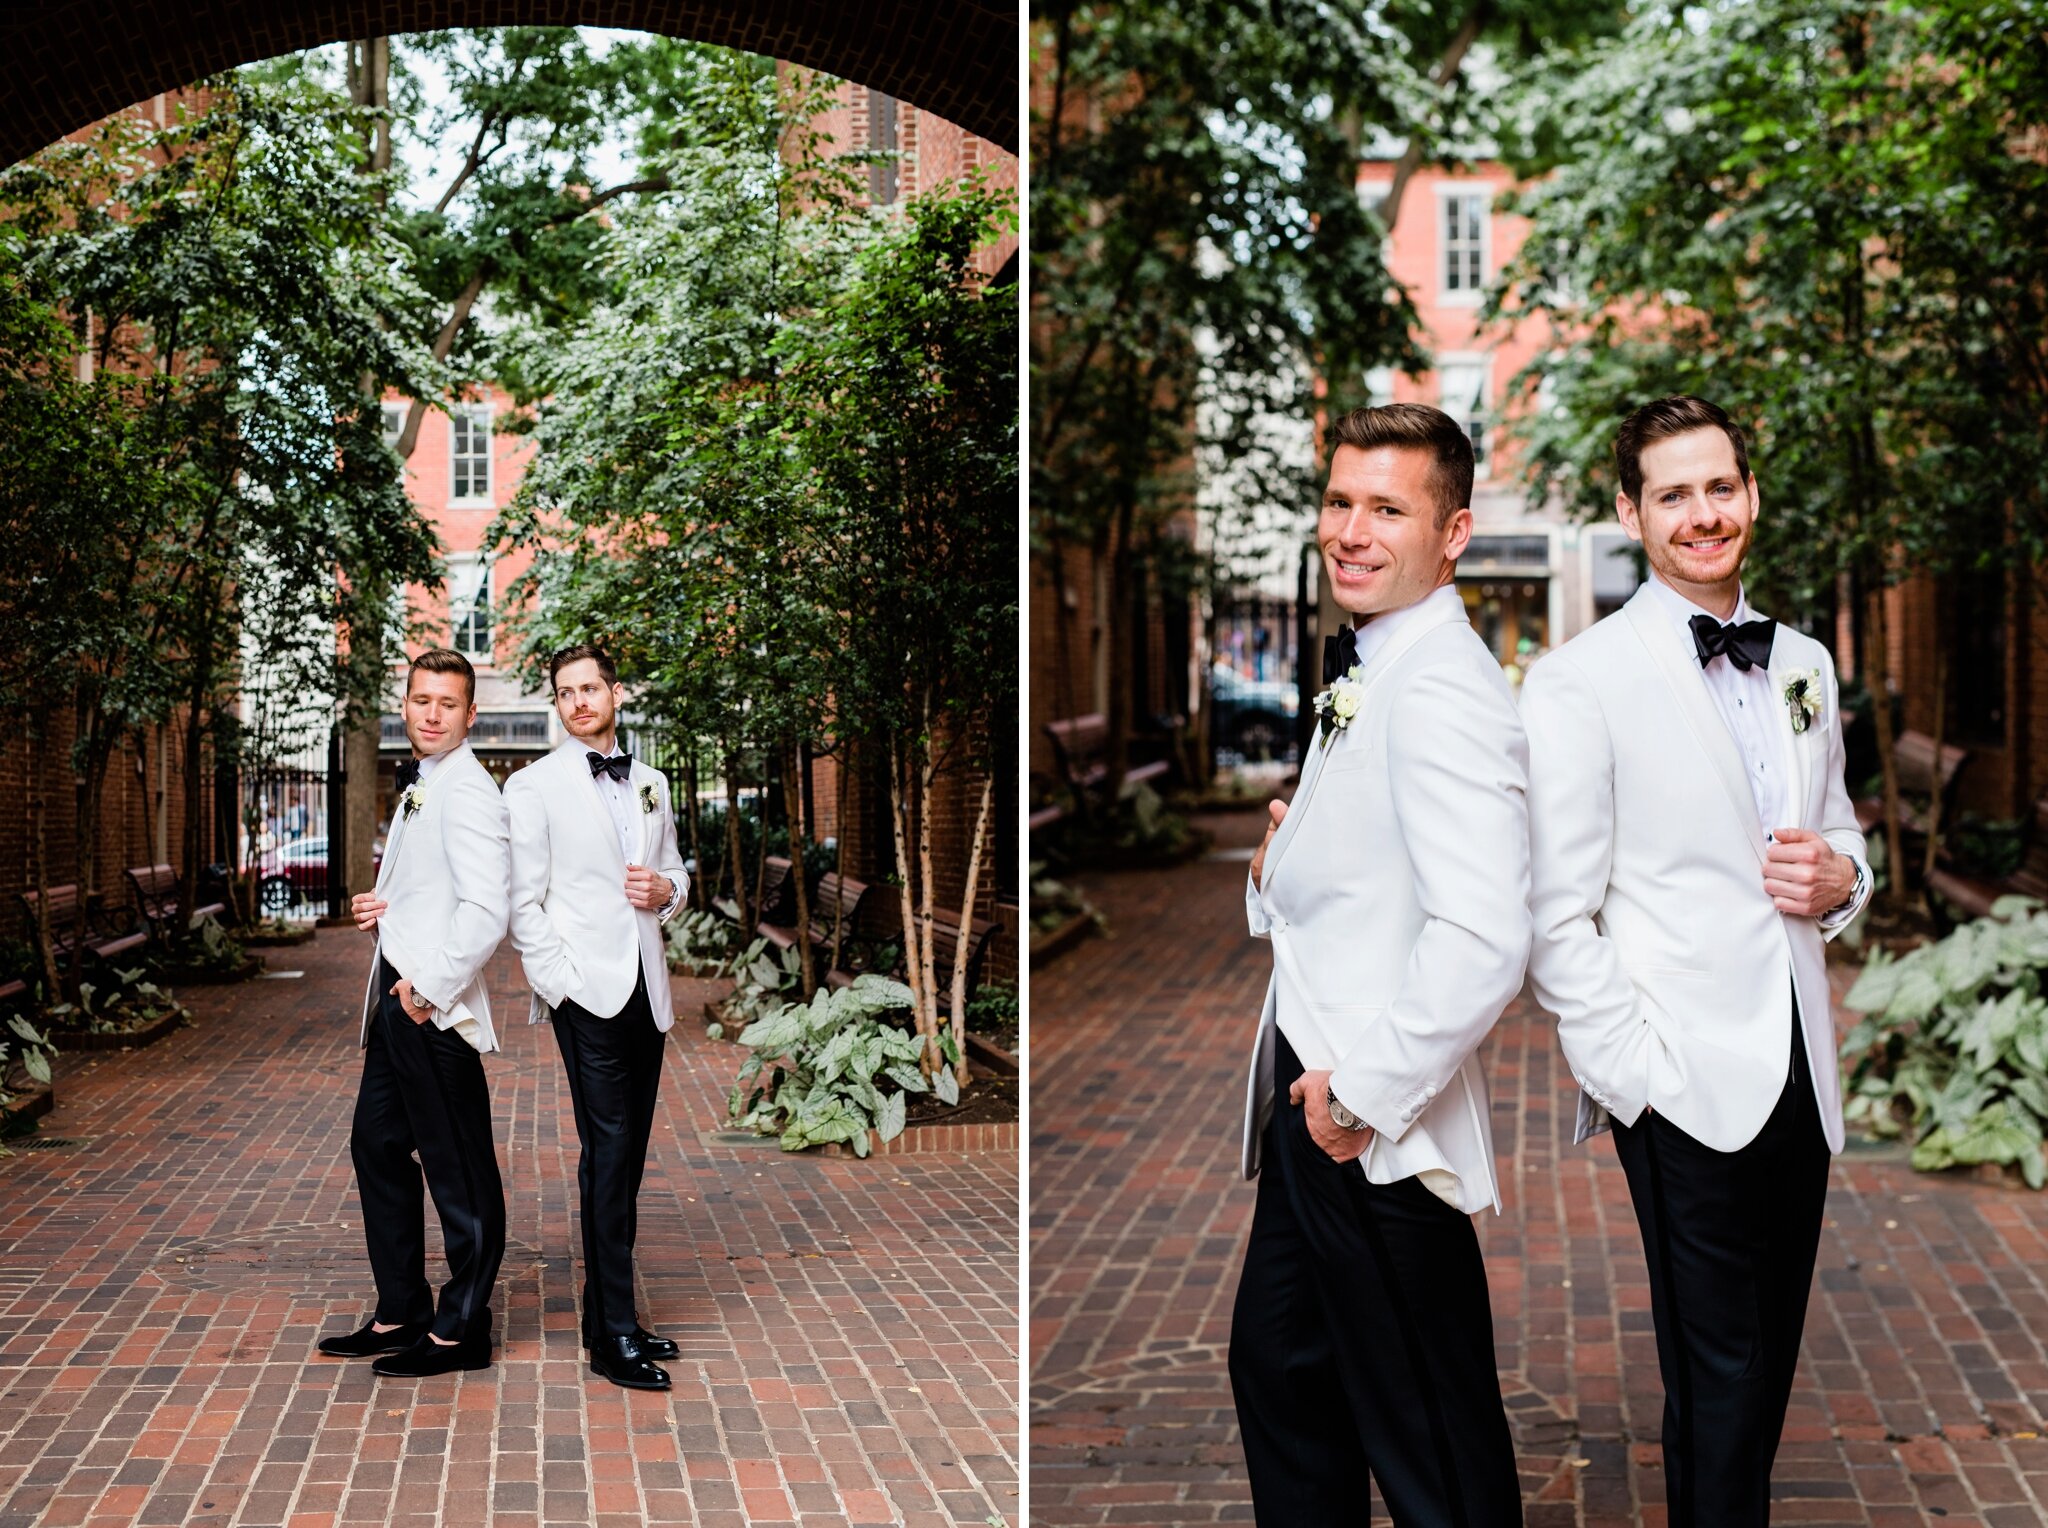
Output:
[{"xmin": 0, "ymin": 0, "xmax": 1015, "ymax": 165}]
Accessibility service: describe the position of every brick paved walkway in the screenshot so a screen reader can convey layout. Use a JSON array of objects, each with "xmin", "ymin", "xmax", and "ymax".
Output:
[
  {"xmin": 1031, "ymin": 808, "xmax": 2048, "ymax": 1527},
  {"xmin": 0, "ymin": 929, "xmax": 1017, "ymax": 1528}
]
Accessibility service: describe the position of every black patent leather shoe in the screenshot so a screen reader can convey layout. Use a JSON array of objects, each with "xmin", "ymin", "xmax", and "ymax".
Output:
[
  {"xmin": 590, "ymin": 1333, "xmax": 671, "ymax": 1390},
  {"xmin": 587, "ymin": 1325, "xmax": 678, "ymax": 1361},
  {"xmin": 371, "ymin": 1330, "xmax": 492, "ymax": 1377},
  {"xmin": 317, "ymin": 1319, "xmax": 427, "ymax": 1358}
]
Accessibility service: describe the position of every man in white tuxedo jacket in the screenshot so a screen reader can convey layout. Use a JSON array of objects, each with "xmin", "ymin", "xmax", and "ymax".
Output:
[
  {"xmin": 317, "ymin": 648, "xmax": 511, "ymax": 1378},
  {"xmin": 504, "ymin": 643, "xmax": 689, "ymax": 1392},
  {"xmin": 1523, "ymin": 396, "xmax": 1871, "ymax": 1526},
  {"xmin": 1229, "ymin": 404, "xmax": 1529, "ymax": 1527}
]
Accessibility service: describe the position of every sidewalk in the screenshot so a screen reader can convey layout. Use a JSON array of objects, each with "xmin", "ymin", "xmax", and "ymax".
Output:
[
  {"xmin": 1031, "ymin": 808, "xmax": 2048, "ymax": 1527},
  {"xmin": 0, "ymin": 929, "xmax": 1017, "ymax": 1528}
]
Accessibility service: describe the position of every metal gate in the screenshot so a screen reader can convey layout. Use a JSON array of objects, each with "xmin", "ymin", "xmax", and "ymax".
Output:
[{"xmin": 238, "ymin": 724, "xmax": 347, "ymax": 923}]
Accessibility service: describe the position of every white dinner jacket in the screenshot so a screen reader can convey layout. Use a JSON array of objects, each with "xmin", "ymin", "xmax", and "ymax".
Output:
[
  {"xmin": 358, "ymin": 742, "xmax": 511, "ymax": 1053},
  {"xmin": 503, "ymin": 737, "xmax": 690, "ymax": 1031},
  {"xmin": 1521, "ymin": 581, "xmax": 1872, "ymax": 1154},
  {"xmin": 1240, "ymin": 593, "xmax": 1532, "ymax": 1215}
]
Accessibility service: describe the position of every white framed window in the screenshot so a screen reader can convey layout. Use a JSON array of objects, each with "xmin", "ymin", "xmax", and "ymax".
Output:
[
  {"xmin": 449, "ymin": 403, "xmax": 493, "ymax": 503},
  {"xmin": 1437, "ymin": 187, "xmax": 1491, "ymax": 305},
  {"xmin": 1364, "ymin": 366, "xmax": 1396, "ymax": 407},
  {"xmin": 380, "ymin": 402, "xmax": 406, "ymax": 449},
  {"xmin": 1438, "ymin": 354, "xmax": 1491, "ymax": 477},
  {"xmin": 1359, "ymin": 182, "xmax": 1389, "ymax": 229},
  {"xmin": 448, "ymin": 553, "xmax": 493, "ymax": 660}
]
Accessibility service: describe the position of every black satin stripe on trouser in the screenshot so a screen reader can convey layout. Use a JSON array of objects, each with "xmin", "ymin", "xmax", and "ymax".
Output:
[
  {"xmin": 551, "ymin": 969, "xmax": 667, "ymax": 1342},
  {"xmin": 1610, "ymin": 993, "xmax": 1831, "ymax": 1528},
  {"xmin": 350, "ymin": 958, "xmax": 507, "ymax": 1342},
  {"xmin": 1228, "ymin": 1032, "xmax": 1522, "ymax": 1528}
]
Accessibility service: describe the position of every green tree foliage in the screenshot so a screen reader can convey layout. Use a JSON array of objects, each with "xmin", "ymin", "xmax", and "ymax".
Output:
[
  {"xmin": 1032, "ymin": 0, "xmax": 1422, "ymax": 780},
  {"xmin": 0, "ymin": 81, "xmax": 443, "ymax": 979},
  {"xmin": 1487, "ymin": 0, "xmax": 2048, "ymax": 902}
]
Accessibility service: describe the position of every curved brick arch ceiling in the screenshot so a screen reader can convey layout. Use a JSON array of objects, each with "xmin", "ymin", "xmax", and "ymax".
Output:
[{"xmin": 0, "ymin": 0, "xmax": 1017, "ymax": 167}]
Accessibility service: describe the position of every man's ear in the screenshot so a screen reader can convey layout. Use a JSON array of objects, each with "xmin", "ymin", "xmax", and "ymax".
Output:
[
  {"xmin": 1616, "ymin": 492, "xmax": 1643, "ymax": 543},
  {"xmin": 1442, "ymin": 506, "xmax": 1474, "ymax": 562}
]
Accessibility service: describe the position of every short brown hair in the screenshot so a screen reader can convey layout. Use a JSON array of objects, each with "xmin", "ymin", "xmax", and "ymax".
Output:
[
  {"xmin": 406, "ymin": 648, "xmax": 475, "ymax": 705},
  {"xmin": 1326, "ymin": 403, "xmax": 1473, "ymax": 529},
  {"xmin": 1614, "ymin": 396, "xmax": 1751, "ymax": 504},
  {"xmin": 548, "ymin": 642, "xmax": 619, "ymax": 692}
]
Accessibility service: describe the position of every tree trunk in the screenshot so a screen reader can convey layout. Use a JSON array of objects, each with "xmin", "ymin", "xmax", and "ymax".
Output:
[
  {"xmin": 683, "ymin": 749, "xmax": 704, "ymax": 913},
  {"xmin": 25, "ymin": 733, "xmax": 61, "ymax": 1001},
  {"xmin": 916, "ymin": 695, "xmax": 940, "ymax": 1065},
  {"xmin": 828, "ymin": 744, "xmax": 850, "ymax": 976},
  {"xmin": 723, "ymin": 748, "xmax": 751, "ymax": 934},
  {"xmin": 948, "ymin": 770, "xmax": 992, "ymax": 1088},
  {"xmin": 886, "ymin": 735, "xmax": 937, "ymax": 1073},
  {"xmin": 783, "ymin": 740, "xmax": 815, "ymax": 994},
  {"xmin": 1379, "ymin": 2, "xmax": 1493, "ymax": 234},
  {"xmin": 1103, "ymin": 482, "xmax": 1136, "ymax": 805},
  {"xmin": 1866, "ymin": 582, "xmax": 1909, "ymax": 909},
  {"xmin": 178, "ymin": 700, "xmax": 207, "ymax": 942},
  {"xmin": 1921, "ymin": 622, "xmax": 1949, "ymax": 899}
]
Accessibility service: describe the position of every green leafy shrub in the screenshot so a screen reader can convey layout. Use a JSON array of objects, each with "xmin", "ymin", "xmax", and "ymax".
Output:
[
  {"xmin": 1842, "ymin": 896, "xmax": 2048, "ymax": 1186},
  {"xmin": 1030, "ymin": 860, "xmax": 1104, "ymax": 936},
  {"xmin": 43, "ymin": 965, "xmax": 187, "ymax": 1036},
  {"xmin": 966, "ymin": 981, "xmax": 1018, "ymax": 1035},
  {"xmin": 728, "ymin": 975, "xmax": 952, "ymax": 1157},
  {"xmin": 0, "ymin": 1014, "xmax": 56, "ymax": 1100},
  {"xmin": 705, "ymin": 935, "xmax": 803, "ymax": 1039},
  {"xmin": 665, "ymin": 908, "xmax": 745, "ymax": 977}
]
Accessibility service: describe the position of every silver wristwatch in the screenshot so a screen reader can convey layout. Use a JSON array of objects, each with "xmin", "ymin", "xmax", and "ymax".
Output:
[{"xmin": 1326, "ymin": 1086, "xmax": 1369, "ymax": 1132}]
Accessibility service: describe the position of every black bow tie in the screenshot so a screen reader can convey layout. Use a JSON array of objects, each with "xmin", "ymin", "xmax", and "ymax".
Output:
[
  {"xmin": 1689, "ymin": 613, "xmax": 1775, "ymax": 672},
  {"xmin": 395, "ymin": 758, "xmax": 422, "ymax": 793},
  {"xmin": 1322, "ymin": 625, "xmax": 1360, "ymax": 685},
  {"xmin": 587, "ymin": 751, "xmax": 632, "ymax": 782}
]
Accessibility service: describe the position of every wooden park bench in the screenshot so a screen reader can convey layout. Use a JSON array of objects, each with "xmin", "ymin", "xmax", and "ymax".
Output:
[
  {"xmin": 1855, "ymin": 731, "xmax": 1969, "ymax": 840},
  {"xmin": 124, "ymin": 863, "xmax": 227, "ymax": 942},
  {"xmin": 713, "ymin": 854, "xmax": 794, "ymax": 930},
  {"xmin": 1043, "ymin": 714, "xmax": 1170, "ymax": 820},
  {"xmin": 827, "ymin": 906, "xmax": 1003, "ymax": 999},
  {"xmin": 1928, "ymin": 790, "xmax": 2048, "ymax": 921},
  {"xmin": 19, "ymin": 884, "xmax": 148, "ymax": 967},
  {"xmin": 759, "ymin": 871, "xmax": 896, "ymax": 958}
]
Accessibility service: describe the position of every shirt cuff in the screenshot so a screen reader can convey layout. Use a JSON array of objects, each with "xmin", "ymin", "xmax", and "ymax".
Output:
[{"xmin": 657, "ymin": 876, "xmax": 683, "ymax": 920}]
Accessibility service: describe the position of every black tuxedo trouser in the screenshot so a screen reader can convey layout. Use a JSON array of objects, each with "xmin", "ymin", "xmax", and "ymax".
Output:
[
  {"xmin": 350, "ymin": 957, "xmax": 506, "ymax": 1342},
  {"xmin": 551, "ymin": 969, "xmax": 667, "ymax": 1342},
  {"xmin": 1229, "ymin": 1032, "xmax": 1521, "ymax": 1527},
  {"xmin": 1610, "ymin": 1005, "xmax": 1831, "ymax": 1528}
]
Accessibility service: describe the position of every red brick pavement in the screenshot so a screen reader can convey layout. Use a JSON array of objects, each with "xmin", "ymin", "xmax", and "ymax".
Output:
[
  {"xmin": 1031, "ymin": 808, "xmax": 2048, "ymax": 1527},
  {"xmin": 0, "ymin": 929, "xmax": 1017, "ymax": 1528}
]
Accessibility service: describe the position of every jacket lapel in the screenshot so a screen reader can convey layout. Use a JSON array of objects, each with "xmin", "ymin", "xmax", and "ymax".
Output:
[
  {"xmin": 1622, "ymin": 588, "xmax": 1767, "ymax": 866},
  {"xmin": 1766, "ymin": 636, "xmax": 1815, "ymax": 830},
  {"xmin": 1262, "ymin": 595, "xmax": 1465, "ymax": 895},
  {"xmin": 376, "ymin": 745, "xmax": 464, "ymax": 890}
]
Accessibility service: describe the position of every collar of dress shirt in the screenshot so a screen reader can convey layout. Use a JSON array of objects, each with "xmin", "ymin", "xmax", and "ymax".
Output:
[
  {"xmin": 1349, "ymin": 581, "xmax": 1465, "ymax": 673},
  {"xmin": 413, "ymin": 747, "xmax": 450, "ymax": 785},
  {"xmin": 1644, "ymin": 570, "xmax": 1758, "ymax": 639}
]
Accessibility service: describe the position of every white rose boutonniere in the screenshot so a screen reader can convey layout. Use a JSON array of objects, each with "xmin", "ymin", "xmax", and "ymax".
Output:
[
  {"xmin": 1782, "ymin": 668, "xmax": 1823, "ymax": 735},
  {"xmin": 400, "ymin": 784, "xmax": 426, "ymax": 820},
  {"xmin": 1311, "ymin": 666, "xmax": 1365, "ymax": 741},
  {"xmin": 638, "ymin": 782, "xmax": 658, "ymax": 815}
]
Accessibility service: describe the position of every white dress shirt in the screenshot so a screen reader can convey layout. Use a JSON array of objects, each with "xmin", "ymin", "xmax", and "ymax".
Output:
[
  {"xmin": 1645, "ymin": 575, "xmax": 1857, "ymax": 929},
  {"xmin": 590, "ymin": 740, "xmax": 683, "ymax": 917}
]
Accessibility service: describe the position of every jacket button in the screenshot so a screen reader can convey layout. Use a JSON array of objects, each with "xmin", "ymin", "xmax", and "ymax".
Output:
[{"xmin": 1423, "ymin": 1085, "xmax": 1437, "ymax": 1099}]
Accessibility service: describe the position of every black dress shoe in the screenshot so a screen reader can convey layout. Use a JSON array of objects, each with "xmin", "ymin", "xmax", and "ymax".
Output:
[
  {"xmin": 587, "ymin": 1326, "xmax": 678, "ymax": 1361},
  {"xmin": 317, "ymin": 1319, "xmax": 427, "ymax": 1358},
  {"xmin": 371, "ymin": 1331, "xmax": 491, "ymax": 1377},
  {"xmin": 590, "ymin": 1333, "xmax": 671, "ymax": 1390}
]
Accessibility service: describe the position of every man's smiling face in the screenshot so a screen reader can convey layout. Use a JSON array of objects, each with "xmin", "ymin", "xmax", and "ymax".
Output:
[
  {"xmin": 1618, "ymin": 427, "xmax": 1759, "ymax": 601},
  {"xmin": 1317, "ymin": 443, "xmax": 1471, "ymax": 622}
]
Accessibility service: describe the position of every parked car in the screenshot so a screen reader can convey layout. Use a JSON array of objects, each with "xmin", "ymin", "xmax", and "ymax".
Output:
[
  {"xmin": 257, "ymin": 835, "xmax": 381, "ymax": 915},
  {"xmin": 1209, "ymin": 664, "xmax": 1299, "ymax": 760}
]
